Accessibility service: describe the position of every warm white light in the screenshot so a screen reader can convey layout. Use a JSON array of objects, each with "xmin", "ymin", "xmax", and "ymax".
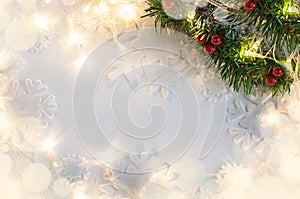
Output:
[
  {"xmin": 42, "ymin": 139, "xmax": 56, "ymax": 151},
  {"xmin": 150, "ymin": 173, "xmax": 158, "ymax": 182},
  {"xmin": 109, "ymin": 0, "xmax": 120, "ymax": 4},
  {"xmin": 0, "ymin": 113, "xmax": 10, "ymax": 129},
  {"xmin": 187, "ymin": 11, "xmax": 196, "ymax": 20},
  {"xmin": 69, "ymin": 30, "xmax": 81, "ymax": 44},
  {"xmin": 117, "ymin": 4, "xmax": 136, "ymax": 20},
  {"xmin": 82, "ymin": 4, "xmax": 91, "ymax": 13},
  {"xmin": 288, "ymin": 6, "xmax": 299, "ymax": 13},
  {"xmin": 262, "ymin": 111, "xmax": 280, "ymax": 125},
  {"xmin": 244, "ymin": 50, "xmax": 256, "ymax": 57},
  {"xmin": 95, "ymin": 2, "xmax": 110, "ymax": 15},
  {"xmin": 73, "ymin": 190, "xmax": 87, "ymax": 199},
  {"xmin": 34, "ymin": 13, "xmax": 49, "ymax": 30},
  {"xmin": 252, "ymin": 40, "xmax": 261, "ymax": 51}
]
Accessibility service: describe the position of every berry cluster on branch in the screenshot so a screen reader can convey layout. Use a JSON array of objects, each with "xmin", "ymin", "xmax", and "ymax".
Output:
[{"xmin": 143, "ymin": 0, "xmax": 300, "ymax": 96}]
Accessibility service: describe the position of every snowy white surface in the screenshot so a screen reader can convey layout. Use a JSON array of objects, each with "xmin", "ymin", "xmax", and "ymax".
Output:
[{"xmin": 0, "ymin": 1, "xmax": 299, "ymax": 199}]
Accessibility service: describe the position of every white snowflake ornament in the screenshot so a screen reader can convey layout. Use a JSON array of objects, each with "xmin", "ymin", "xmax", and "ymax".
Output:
[{"xmin": 55, "ymin": 154, "xmax": 89, "ymax": 186}]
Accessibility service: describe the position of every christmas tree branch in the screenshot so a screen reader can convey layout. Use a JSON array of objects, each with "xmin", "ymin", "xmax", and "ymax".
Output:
[{"xmin": 143, "ymin": 0, "xmax": 299, "ymax": 96}]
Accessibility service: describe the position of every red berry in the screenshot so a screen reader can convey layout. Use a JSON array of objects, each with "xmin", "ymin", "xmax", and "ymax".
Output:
[
  {"xmin": 162, "ymin": 0, "xmax": 174, "ymax": 10},
  {"xmin": 204, "ymin": 44, "xmax": 215, "ymax": 55},
  {"xmin": 266, "ymin": 75, "xmax": 277, "ymax": 87},
  {"xmin": 197, "ymin": 34, "xmax": 207, "ymax": 45},
  {"xmin": 244, "ymin": 0, "xmax": 256, "ymax": 12},
  {"xmin": 272, "ymin": 66, "xmax": 284, "ymax": 78},
  {"xmin": 211, "ymin": 35, "xmax": 222, "ymax": 46}
]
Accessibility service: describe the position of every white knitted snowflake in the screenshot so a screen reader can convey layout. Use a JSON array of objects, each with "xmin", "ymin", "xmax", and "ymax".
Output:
[
  {"xmin": 4, "ymin": 79, "xmax": 57, "ymax": 120},
  {"xmin": 54, "ymin": 154, "xmax": 90, "ymax": 186},
  {"xmin": 226, "ymin": 89, "xmax": 281, "ymax": 151}
]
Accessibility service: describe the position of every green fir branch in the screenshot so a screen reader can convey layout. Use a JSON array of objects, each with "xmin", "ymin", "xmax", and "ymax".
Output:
[{"xmin": 143, "ymin": 0, "xmax": 299, "ymax": 96}]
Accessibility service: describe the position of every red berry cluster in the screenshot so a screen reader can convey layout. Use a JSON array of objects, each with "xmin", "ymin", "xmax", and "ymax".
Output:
[
  {"xmin": 244, "ymin": 0, "xmax": 260, "ymax": 12},
  {"xmin": 265, "ymin": 66, "xmax": 284, "ymax": 87},
  {"xmin": 196, "ymin": 34, "xmax": 222, "ymax": 55}
]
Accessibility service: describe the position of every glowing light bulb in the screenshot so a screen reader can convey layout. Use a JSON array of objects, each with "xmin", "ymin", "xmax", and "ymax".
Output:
[
  {"xmin": 252, "ymin": 40, "xmax": 261, "ymax": 51},
  {"xmin": 34, "ymin": 13, "xmax": 49, "ymax": 30},
  {"xmin": 69, "ymin": 30, "xmax": 81, "ymax": 44},
  {"xmin": 150, "ymin": 173, "xmax": 158, "ymax": 182},
  {"xmin": 187, "ymin": 11, "xmax": 196, "ymax": 20},
  {"xmin": 95, "ymin": 2, "xmax": 110, "ymax": 15},
  {"xmin": 117, "ymin": 4, "xmax": 136, "ymax": 20},
  {"xmin": 42, "ymin": 139, "xmax": 56, "ymax": 151},
  {"xmin": 244, "ymin": 50, "xmax": 256, "ymax": 57},
  {"xmin": 261, "ymin": 111, "xmax": 280, "ymax": 126},
  {"xmin": 288, "ymin": 6, "xmax": 299, "ymax": 13},
  {"xmin": 82, "ymin": 4, "xmax": 91, "ymax": 13},
  {"xmin": 265, "ymin": 113, "xmax": 279, "ymax": 124}
]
